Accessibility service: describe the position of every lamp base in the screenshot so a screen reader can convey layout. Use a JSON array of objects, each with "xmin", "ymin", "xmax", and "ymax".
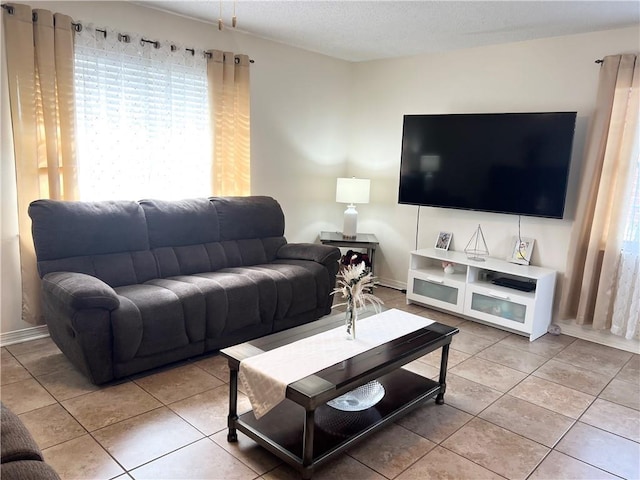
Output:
[{"xmin": 342, "ymin": 205, "xmax": 358, "ymax": 238}]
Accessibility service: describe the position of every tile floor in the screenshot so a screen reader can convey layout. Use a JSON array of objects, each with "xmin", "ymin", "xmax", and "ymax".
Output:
[{"xmin": 1, "ymin": 287, "xmax": 639, "ymax": 480}]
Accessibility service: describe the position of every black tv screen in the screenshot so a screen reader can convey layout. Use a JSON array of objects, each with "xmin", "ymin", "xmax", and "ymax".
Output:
[{"xmin": 398, "ymin": 112, "xmax": 577, "ymax": 218}]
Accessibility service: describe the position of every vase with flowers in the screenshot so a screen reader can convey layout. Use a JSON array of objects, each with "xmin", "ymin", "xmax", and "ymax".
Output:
[{"xmin": 332, "ymin": 262, "xmax": 383, "ymax": 340}]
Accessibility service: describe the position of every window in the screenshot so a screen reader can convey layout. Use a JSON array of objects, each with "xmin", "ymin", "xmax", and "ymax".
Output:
[
  {"xmin": 622, "ymin": 127, "xmax": 639, "ymax": 255},
  {"xmin": 74, "ymin": 28, "xmax": 211, "ymax": 200}
]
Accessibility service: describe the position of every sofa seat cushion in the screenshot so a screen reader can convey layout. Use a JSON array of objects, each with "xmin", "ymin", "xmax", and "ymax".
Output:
[
  {"xmin": 112, "ymin": 283, "xmax": 206, "ymax": 362},
  {"xmin": 167, "ymin": 273, "xmax": 270, "ymax": 339},
  {"xmin": 268, "ymin": 259, "xmax": 331, "ymax": 315}
]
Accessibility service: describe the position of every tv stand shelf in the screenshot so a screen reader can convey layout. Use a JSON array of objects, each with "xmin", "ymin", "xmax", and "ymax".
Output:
[{"xmin": 407, "ymin": 248, "xmax": 556, "ymax": 341}]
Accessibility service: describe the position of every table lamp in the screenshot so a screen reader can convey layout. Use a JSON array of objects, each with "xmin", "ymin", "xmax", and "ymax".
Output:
[{"xmin": 336, "ymin": 177, "xmax": 370, "ymax": 238}]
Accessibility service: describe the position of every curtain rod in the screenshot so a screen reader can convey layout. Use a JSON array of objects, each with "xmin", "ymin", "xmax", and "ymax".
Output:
[
  {"xmin": 1, "ymin": 3, "xmax": 254, "ymax": 63},
  {"xmin": 595, "ymin": 59, "xmax": 604, "ymax": 64}
]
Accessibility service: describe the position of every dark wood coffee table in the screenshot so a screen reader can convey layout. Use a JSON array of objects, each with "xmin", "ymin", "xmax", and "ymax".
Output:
[{"xmin": 221, "ymin": 309, "xmax": 458, "ymax": 479}]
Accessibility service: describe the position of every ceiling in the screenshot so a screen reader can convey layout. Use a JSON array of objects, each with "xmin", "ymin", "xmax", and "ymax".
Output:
[{"xmin": 139, "ymin": 1, "xmax": 640, "ymax": 62}]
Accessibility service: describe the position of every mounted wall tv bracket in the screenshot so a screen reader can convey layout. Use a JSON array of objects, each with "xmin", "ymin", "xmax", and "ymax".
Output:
[{"xmin": 464, "ymin": 224, "xmax": 489, "ymax": 261}]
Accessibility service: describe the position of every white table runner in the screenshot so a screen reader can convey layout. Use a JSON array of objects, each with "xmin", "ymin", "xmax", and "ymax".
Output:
[{"xmin": 239, "ymin": 309, "xmax": 434, "ymax": 419}]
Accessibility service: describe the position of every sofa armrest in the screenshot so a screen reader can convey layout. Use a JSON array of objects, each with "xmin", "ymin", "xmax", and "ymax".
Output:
[
  {"xmin": 277, "ymin": 243, "xmax": 341, "ymax": 266},
  {"xmin": 42, "ymin": 272, "xmax": 120, "ymax": 311}
]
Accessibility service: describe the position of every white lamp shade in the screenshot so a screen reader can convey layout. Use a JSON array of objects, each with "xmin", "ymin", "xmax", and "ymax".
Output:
[{"xmin": 336, "ymin": 178, "xmax": 370, "ymax": 204}]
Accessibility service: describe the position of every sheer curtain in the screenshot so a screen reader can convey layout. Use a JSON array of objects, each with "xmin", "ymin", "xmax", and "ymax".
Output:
[
  {"xmin": 74, "ymin": 25, "xmax": 210, "ymax": 200},
  {"xmin": 207, "ymin": 50, "xmax": 251, "ymax": 196},
  {"xmin": 560, "ymin": 54, "xmax": 639, "ymax": 339},
  {"xmin": 2, "ymin": 3, "xmax": 78, "ymax": 325}
]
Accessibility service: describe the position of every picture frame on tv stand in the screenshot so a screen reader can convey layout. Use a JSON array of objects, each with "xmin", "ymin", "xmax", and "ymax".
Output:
[
  {"xmin": 508, "ymin": 236, "xmax": 535, "ymax": 265},
  {"xmin": 435, "ymin": 231, "xmax": 452, "ymax": 250}
]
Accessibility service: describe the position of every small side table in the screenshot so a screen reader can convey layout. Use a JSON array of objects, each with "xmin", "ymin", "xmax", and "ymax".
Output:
[{"xmin": 319, "ymin": 231, "xmax": 379, "ymax": 275}]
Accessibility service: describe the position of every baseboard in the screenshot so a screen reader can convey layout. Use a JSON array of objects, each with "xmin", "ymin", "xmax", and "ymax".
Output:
[
  {"xmin": 557, "ymin": 320, "xmax": 640, "ymax": 354},
  {"xmin": 0, "ymin": 325, "xmax": 50, "ymax": 347},
  {"xmin": 376, "ymin": 278, "xmax": 407, "ymax": 292}
]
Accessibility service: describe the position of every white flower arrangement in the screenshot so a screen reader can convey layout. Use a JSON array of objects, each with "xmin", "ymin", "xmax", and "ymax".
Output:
[{"xmin": 332, "ymin": 263, "xmax": 384, "ymax": 338}]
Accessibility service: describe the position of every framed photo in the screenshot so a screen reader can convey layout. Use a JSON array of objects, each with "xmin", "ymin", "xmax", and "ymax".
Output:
[
  {"xmin": 509, "ymin": 236, "xmax": 535, "ymax": 265},
  {"xmin": 435, "ymin": 231, "xmax": 453, "ymax": 250}
]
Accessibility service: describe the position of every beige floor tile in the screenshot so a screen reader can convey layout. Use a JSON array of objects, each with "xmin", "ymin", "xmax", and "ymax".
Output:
[
  {"xmin": 556, "ymin": 421, "xmax": 640, "ymax": 480},
  {"xmin": 347, "ymin": 423, "xmax": 436, "ymax": 478},
  {"xmin": 532, "ymin": 359, "xmax": 613, "ymax": 396},
  {"xmin": 554, "ymin": 339, "xmax": 633, "ymax": 377},
  {"xmin": 6, "ymin": 336, "xmax": 58, "ymax": 357},
  {"xmin": 263, "ymin": 454, "xmax": 384, "ymax": 480},
  {"xmin": 442, "ymin": 418, "xmax": 549, "ymax": 480},
  {"xmin": 396, "ymin": 402, "xmax": 472, "ymax": 444},
  {"xmin": 497, "ymin": 332, "xmax": 574, "ymax": 357},
  {"xmin": 441, "ymin": 374, "xmax": 502, "ymax": 415},
  {"xmin": 450, "ymin": 331, "xmax": 497, "ymax": 355},
  {"xmin": 581, "ymin": 398, "xmax": 640, "ymax": 442},
  {"xmin": 18, "ymin": 404, "xmax": 86, "ymax": 449},
  {"xmin": 402, "ymin": 359, "xmax": 440, "ymax": 379},
  {"xmin": 477, "ymin": 343, "xmax": 548, "ymax": 373},
  {"xmin": 450, "ymin": 357, "xmax": 527, "ymax": 393},
  {"xmin": 169, "ymin": 383, "xmax": 251, "ymax": 435},
  {"xmin": 93, "ymin": 406, "xmax": 204, "ymax": 470},
  {"xmin": 509, "ymin": 376, "xmax": 595, "ymax": 419},
  {"xmin": 1, "ymin": 351, "xmax": 32, "ymax": 385},
  {"xmin": 192, "ymin": 353, "xmax": 230, "ymax": 382},
  {"xmin": 11, "ymin": 342, "xmax": 74, "ymax": 377},
  {"xmin": 412, "ymin": 307, "xmax": 466, "ymax": 327},
  {"xmin": 134, "ymin": 363, "xmax": 224, "ymax": 404},
  {"xmin": 385, "ymin": 297, "xmax": 416, "ymax": 311},
  {"xmin": 395, "ymin": 445, "xmax": 504, "ymax": 480},
  {"xmin": 599, "ymin": 377, "xmax": 640, "ymax": 411},
  {"xmin": 130, "ymin": 437, "xmax": 258, "ymax": 479},
  {"xmin": 0, "ymin": 378, "xmax": 56, "ymax": 414},
  {"xmin": 616, "ymin": 354, "xmax": 640, "ymax": 385},
  {"xmin": 478, "ymin": 394, "xmax": 574, "ymax": 447},
  {"xmin": 456, "ymin": 320, "xmax": 511, "ymax": 342},
  {"xmin": 529, "ymin": 450, "xmax": 619, "ymax": 480},
  {"xmin": 62, "ymin": 382, "xmax": 162, "ymax": 431},
  {"xmin": 36, "ymin": 366, "xmax": 101, "ymax": 401},
  {"xmin": 418, "ymin": 347, "xmax": 470, "ymax": 369},
  {"xmin": 372, "ymin": 286, "xmax": 404, "ymax": 302},
  {"xmin": 211, "ymin": 429, "xmax": 281, "ymax": 475},
  {"xmin": 43, "ymin": 434, "xmax": 125, "ymax": 480}
]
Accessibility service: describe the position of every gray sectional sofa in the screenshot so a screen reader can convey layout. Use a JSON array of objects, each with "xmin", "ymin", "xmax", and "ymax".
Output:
[{"xmin": 29, "ymin": 196, "xmax": 341, "ymax": 384}]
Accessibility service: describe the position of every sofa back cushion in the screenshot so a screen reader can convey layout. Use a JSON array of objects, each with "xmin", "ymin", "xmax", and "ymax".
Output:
[
  {"xmin": 29, "ymin": 200, "xmax": 157, "ymax": 286},
  {"xmin": 140, "ymin": 198, "xmax": 220, "ymax": 248},
  {"xmin": 211, "ymin": 196, "xmax": 285, "ymax": 241}
]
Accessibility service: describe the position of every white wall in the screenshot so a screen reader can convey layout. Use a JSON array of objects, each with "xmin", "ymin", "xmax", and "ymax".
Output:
[
  {"xmin": 0, "ymin": 1, "xmax": 352, "ymax": 335},
  {"xmin": 349, "ymin": 27, "xmax": 640, "ymax": 315},
  {"xmin": 2, "ymin": 1, "xmax": 639, "ymax": 335}
]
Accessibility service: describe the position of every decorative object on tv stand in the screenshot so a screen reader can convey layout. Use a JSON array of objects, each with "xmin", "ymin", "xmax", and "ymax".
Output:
[
  {"xmin": 508, "ymin": 236, "xmax": 535, "ymax": 265},
  {"xmin": 464, "ymin": 224, "xmax": 489, "ymax": 261},
  {"xmin": 331, "ymin": 262, "xmax": 383, "ymax": 341},
  {"xmin": 435, "ymin": 231, "xmax": 453, "ymax": 250},
  {"xmin": 336, "ymin": 177, "xmax": 370, "ymax": 239},
  {"xmin": 442, "ymin": 261, "xmax": 455, "ymax": 274}
]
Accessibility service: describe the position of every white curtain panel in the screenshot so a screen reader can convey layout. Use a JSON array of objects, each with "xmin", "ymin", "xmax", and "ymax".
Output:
[
  {"xmin": 74, "ymin": 25, "xmax": 211, "ymax": 200},
  {"xmin": 611, "ymin": 251, "xmax": 640, "ymax": 340}
]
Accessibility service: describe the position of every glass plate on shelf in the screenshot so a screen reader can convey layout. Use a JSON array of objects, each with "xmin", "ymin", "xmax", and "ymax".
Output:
[{"xmin": 326, "ymin": 380, "xmax": 385, "ymax": 411}]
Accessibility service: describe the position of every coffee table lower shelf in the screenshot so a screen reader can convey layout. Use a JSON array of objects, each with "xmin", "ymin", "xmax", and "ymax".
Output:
[{"xmin": 233, "ymin": 368, "xmax": 440, "ymax": 476}]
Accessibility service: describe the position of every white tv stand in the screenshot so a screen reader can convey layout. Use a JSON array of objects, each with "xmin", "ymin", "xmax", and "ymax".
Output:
[{"xmin": 407, "ymin": 248, "xmax": 556, "ymax": 341}]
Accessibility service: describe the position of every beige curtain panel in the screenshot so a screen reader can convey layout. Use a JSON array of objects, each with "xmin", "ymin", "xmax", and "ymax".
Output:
[
  {"xmin": 3, "ymin": 3, "xmax": 78, "ymax": 325},
  {"xmin": 207, "ymin": 50, "xmax": 251, "ymax": 196},
  {"xmin": 559, "ymin": 54, "xmax": 639, "ymax": 329}
]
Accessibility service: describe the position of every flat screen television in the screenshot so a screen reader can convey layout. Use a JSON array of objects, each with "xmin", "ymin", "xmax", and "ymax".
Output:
[{"xmin": 398, "ymin": 112, "xmax": 577, "ymax": 219}]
